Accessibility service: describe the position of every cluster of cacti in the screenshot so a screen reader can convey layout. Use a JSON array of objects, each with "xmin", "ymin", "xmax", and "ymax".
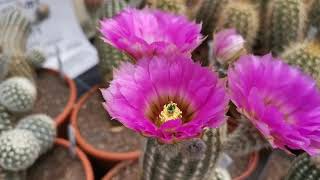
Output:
[
  {"xmin": 0, "ymin": 114, "xmax": 56, "ymax": 172},
  {"xmin": 196, "ymin": 0, "xmax": 229, "ymax": 37},
  {"xmin": 141, "ymin": 128, "xmax": 226, "ymax": 180},
  {"xmin": 286, "ymin": 153, "xmax": 320, "ymax": 180},
  {"xmin": 265, "ymin": 0, "xmax": 307, "ymax": 54},
  {"xmin": 146, "ymin": 0, "xmax": 186, "ymax": 14},
  {"xmin": 222, "ymin": 120, "xmax": 270, "ymax": 156},
  {"xmin": 281, "ymin": 41, "xmax": 320, "ymax": 84},
  {"xmin": 217, "ymin": 1, "xmax": 259, "ymax": 48}
]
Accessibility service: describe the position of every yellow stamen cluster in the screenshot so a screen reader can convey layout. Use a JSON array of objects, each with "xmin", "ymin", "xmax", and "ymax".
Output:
[{"xmin": 158, "ymin": 101, "xmax": 182, "ymax": 125}]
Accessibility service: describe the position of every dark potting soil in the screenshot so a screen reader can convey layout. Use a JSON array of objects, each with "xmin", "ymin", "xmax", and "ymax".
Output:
[
  {"xmin": 27, "ymin": 146, "xmax": 85, "ymax": 180},
  {"xmin": 111, "ymin": 161, "xmax": 140, "ymax": 180},
  {"xmin": 77, "ymin": 92, "xmax": 143, "ymax": 152},
  {"xmin": 32, "ymin": 70, "xmax": 69, "ymax": 118},
  {"xmin": 228, "ymin": 153, "xmax": 250, "ymax": 178},
  {"xmin": 259, "ymin": 150, "xmax": 294, "ymax": 180}
]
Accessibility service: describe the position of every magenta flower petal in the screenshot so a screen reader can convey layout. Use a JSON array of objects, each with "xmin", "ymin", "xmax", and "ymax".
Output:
[
  {"xmin": 228, "ymin": 54, "xmax": 320, "ymax": 156},
  {"xmin": 101, "ymin": 55, "xmax": 228, "ymax": 143},
  {"xmin": 100, "ymin": 8, "xmax": 203, "ymax": 60},
  {"xmin": 213, "ymin": 29, "xmax": 245, "ymax": 64}
]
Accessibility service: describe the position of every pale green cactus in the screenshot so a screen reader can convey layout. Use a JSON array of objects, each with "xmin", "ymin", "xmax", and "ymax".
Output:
[{"xmin": 25, "ymin": 49, "xmax": 46, "ymax": 69}]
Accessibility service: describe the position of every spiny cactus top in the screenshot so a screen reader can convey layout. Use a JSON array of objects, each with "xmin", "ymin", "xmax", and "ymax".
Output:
[
  {"xmin": 212, "ymin": 29, "xmax": 245, "ymax": 65},
  {"xmin": 228, "ymin": 54, "xmax": 320, "ymax": 155},
  {"xmin": 101, "ymin": 55, "xmax": 228, "ymax": 143},
  {"xmin": 100, "ymin": 8, "xmax": 203, "ymax": 60}
]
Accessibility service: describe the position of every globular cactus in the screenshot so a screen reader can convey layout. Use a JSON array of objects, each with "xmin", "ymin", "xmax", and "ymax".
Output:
[
  {"xmin": 141, "ymin": 128, "xmax": 226, "ymax": 180},
  {"xmin": 95, "ymin": 0, "xmax": 128, "ymax": 81},
  {"xmin": 281, "ymin": 42, "xmax": 320, "ymax": 85},
  {"xmin": 0, "ymin": 105, "xmax": 14, "ymax": 135},
  {"xmin": 0, "ymin": 77, "xmax": 37, "ymax": 113},
  {"xmin": 25, "ymin": 49, "xmax": 46, "ymax": 69},
  {"xmin": 265, "ymin": 0, "xmax": 307, "ymax": 54},
  {"xmin": 0, "ymin": 9, "xmax": 35, "ymax": 81},
  {"xmin": 146, "ymin": 0, "xmax": 186, "ymax": 14},
  {"xmin": 0, "ymin": 53, "xmax": 10, "ymax": 81},
  {"xmin": 0, "ymin": 129, "xmax": 40, "ymax": 171},
  {"xmin": 217, "ymin": 1, "xmax": 259, "ymax": 48},
  {"xmin": 285, "ymin": 153, "xmax": 320, "ymax": 180},
  {"xmin": 16, "ymin": 114, "xmax": 56, "ymax": 155},
  {"xmin": 222, "ymin": 120, "xmax": 269, "ymax": 156},
  {"xmin": 196, "ymin": 0, "xmax": 229, "ymax": 37}
]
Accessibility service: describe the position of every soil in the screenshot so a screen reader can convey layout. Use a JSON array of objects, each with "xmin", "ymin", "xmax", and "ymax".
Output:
[
  {"xmin": 259, "ymin": 150, "xmax": 294, "ymax": 180},
  {"xmin": 32, "ymin": 70, "xmax": 69, "ymax": 118},
  {"xmin": 77, "ymin": 91, "xmax": 143, "ymax": 152},
  {"xmin": 27, "ymin": 146, "xmax": 85, "ymax": 180},
  {"xmin": 228, "ymin": 153, "xmax": 250, "ymax": 178},
  {"xmin": 111, "ymin": 160, "xmax": 140, "ymax": 180}
]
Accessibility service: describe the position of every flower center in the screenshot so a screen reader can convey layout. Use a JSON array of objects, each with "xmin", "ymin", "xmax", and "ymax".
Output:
[{"xmin": 158, "ymin": 101, "xmax": 182, "ymax": 125}]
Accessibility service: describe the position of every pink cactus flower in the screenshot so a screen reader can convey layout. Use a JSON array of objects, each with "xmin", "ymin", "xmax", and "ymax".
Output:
[{"xmin": 228, "ymin": 54, "xmax": 320, "ymax": 156}]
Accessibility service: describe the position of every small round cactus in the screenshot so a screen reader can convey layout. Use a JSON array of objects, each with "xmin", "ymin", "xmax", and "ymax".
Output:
[
  {"xmin": 0, "ymin": 77, "xmax": 37, "ymax": 113},
  {"xmin": 0, "ymin": 129, "xmax": 40, "ymax": 171},
  {"xmin": 16, "ymin": 114, "xmax": 56, "ymax": 155},
  {"xmin": 0, "ymin": 105, "xmax": 14, "ymax": 135},
  {"xmin": 25, "ymin": 49, "xmax": 46, "ymax": 68}
]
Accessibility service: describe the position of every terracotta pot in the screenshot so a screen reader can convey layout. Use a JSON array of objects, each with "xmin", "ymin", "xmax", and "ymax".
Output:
[
  {"xmin": 54, "ymin": 138, "xmax": 94, "ymax": 180},
  {"xmin": 39, "ymin": 68, "xmax": 77, "ymax": 136},
  {"xmin": 71, "ymin": 86, "xmax": 140, "ymax": 163}
]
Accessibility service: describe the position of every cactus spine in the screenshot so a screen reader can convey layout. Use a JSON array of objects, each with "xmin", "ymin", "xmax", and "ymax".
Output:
[
  {"xmin": 146, "ymin": 0, "xmax": 186, "ymax": 14},
  {"xmin": 17, "ymin": 114, "xmax": 56, "ymax": 155},
  {"xmin": 141, "ymin": 128, "xmax": 225, "ymax": 180},
  {"xmin": 217, "ymin": 1, "xmax": 259, "ymax": 48},
  {"xmin": 196, "ymin": 0, "xmax": 229, "ymax": 37},
  {"xmin": 0, "ymin": 77, "xmax": 37, "ymax": 113},
  {"xmin": 95, "ymin": 0, "xmax": 128, "ymax": 81},
  {"xmin": 0, "ymin": 9, "xmax": 35, "ymax": 81},
  {"xmin": 222, "ymin": 120, "xmax": 269, "ymax": 156},
  {"xmin": 265, "ymin": 0, "xmax": 307, "ymax": 54},
  {"xmin": 286, "ymin": 153, "xmax": 320, "ymax": 180},
  {"xmin": 281, "ymin": 42, "xmax": 320, "ymax": 85},
  {"xmin": 0, "ymin": 129, "xmax": 40, "ymax": 171}
]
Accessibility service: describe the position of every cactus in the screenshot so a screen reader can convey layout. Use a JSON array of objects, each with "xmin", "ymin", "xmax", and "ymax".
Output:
[
  {"xmin": 217, "ymin": 1, "xmax": 259, "ymax": 48},
  {"xmin": 0, "ymin": 168, "xmax": 25, "ymax": 180},
  {"xmin": 0, "ymin": 105, "xmax": 14, "ymax": 135},
  {"xmin": 196, "ymin": 0, "xmax": 229, "ymax": 37},
  {"xmin": 0, "ymin": 53, "xmax": 10, "ymax": 81},
  {"xmin": 25, "ymin": 49, "xmax": 46, "ymax": 69},
  {"xmin": 265, "ymin": 0, "xmax": 307, "ymax": 54},
  {"xmin": 285, "ymin": 153, "xmax": 320, "ymax": 180},
  {"xmin": 281, "ymin": 42, "xmax": 320, "ymax": 85},
  {"xmin": 146, "ymin": 0, "xmax": 186, "ymax": 14},
  {"xmin": 141, "ymin": 128, "xmax": 226, "ymax": 180},
  {"xmin": 0, "ymin": 77, "xmax": 37, "ymax": 113},
  {"xmin": 212, "ymin": 167, "xmax": 231, "ymax": 180},
  {"xmin": 16, "ymin": 114, "xmax": 56, "ymax": 155},
  {"xmin": 222, "ymin": 120, "xmax": 269, "ymax": 156},
  {"xmin": 308, "ymin": 0, "xmax": 320, "ymax": 29},
  {"xmin": 0, "ymin": 9, "xmax": 35, "ymax": 81},
  {"xmin": 0, "ymin": 129, "xmax": 40, "ymax": 171}
]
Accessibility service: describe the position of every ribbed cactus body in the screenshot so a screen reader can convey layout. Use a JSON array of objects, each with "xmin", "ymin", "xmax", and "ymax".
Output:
[
  {"xmin": 222, "ymin": 120, "xmax": 269, "ymax": 156},
  {"xmin": 0, "ymin": 53, "xmax": 10, "ymax": 81},
  {"xmin": 0, "ymin": 105, "xmax": 13, "ymax": 135},
  {"xmin": 0, "ymin": 129, "xmax": 40, "ymax": 171},
  {"xmin": 217, "ymin": 1, "xmax": 259, "ymax": 48},
  {"xmin": 196, "ymin": 0, "xmax": 229, "ymax": 37},
  {"xmin": 281, "ymin": 42, "xmax": 320, "ymax": 85},
  {"xmin": 0, "ymin": 77, "xmax": 37, "ymax": 113},
  {"xmin": 25, "ymin": 49, "xmax": 46, "ymax": 69},
  {"xmin": 141, "ymin": 128, "xmax": 224, "ymax": 180},
  {"xmin": 97, "ymin": 0, "xmax": 127, "ymax": 19},
  {"xmin": 0, "ymin": 9, "xmax": 35, "ymax": 81},
  {"xmin": 266, "ymin": 0, "xmax": 307, "ymax": 54},
  {"xmin": 286, "ymin": 153, "xmax": 320, "ymax": 180},
  {"xmin": 17, "ymin": 114, "xmax": 56, "ymax": 155},
  {"xmin": 146, "ymin": 0, "xmax": 186, "ymax": 14}
]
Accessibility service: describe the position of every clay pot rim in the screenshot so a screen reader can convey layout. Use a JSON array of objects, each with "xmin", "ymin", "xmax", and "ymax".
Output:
[
  {"xmin": 39, "ymin": 68, "xmax": 77, "ymax": 126},
  {"xmin": 71, "ymin": 85, "xmax": 141, "ymax": 162},
  {"xmin": 102, "ymin": 152, "xmax": 259, "ymax": 180},
  {"xmin": 53, "ymin": 138, "xmax": 94, "ymax": 180}
]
